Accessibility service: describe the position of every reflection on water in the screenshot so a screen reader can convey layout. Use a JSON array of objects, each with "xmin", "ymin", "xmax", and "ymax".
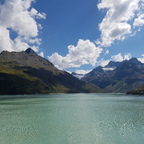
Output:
[{"xmin": 0, "ymin": 93, "xmax": 144, "ymax": 144}]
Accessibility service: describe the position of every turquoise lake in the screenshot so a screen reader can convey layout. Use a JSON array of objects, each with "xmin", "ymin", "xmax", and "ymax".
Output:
[{"xmin": 0, "ymin": 93, "xmax": 144, "ymax": 144}]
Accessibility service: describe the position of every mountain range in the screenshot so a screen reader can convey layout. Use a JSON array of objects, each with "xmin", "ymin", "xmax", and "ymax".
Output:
[
  {"xmin": 0, "ymin": 48, "xmax": 103, "ymax": 95},
  {"xmin": 82, "ymin": 58, "xmax": 144, "ymax": 93},
  {"xmin": 1, "ymin": 48, "xmax": 144, "ymax": 95}
]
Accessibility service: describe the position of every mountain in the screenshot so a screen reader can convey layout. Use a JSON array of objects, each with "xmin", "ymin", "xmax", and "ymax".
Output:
[
  {"xmin": 71, "ymin": 72, "xmax": 85, "ymax": 79},
  {"xmin": 105, "ymin": 61, "xmax": 121, "ymax": 68},
  {"xmin": 86, "ymin": 66, "xmax": 104, "ymax": 78},
  {"xmin": 82, "ymin": 58, "xmax": 144, "ymax": 93},
  {"xmin": 0, "ymin": 48, "xmax": 103, "ymax": 95},
  {"xmin": 126, "ymin": 86, "xmax": 144, "ymax": 95}
]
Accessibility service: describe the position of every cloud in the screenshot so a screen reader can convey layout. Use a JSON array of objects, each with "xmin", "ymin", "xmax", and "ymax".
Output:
[
  {"xmin": 30, "ymin": 8, "xmax": 46, "ymax": 19},
  {"xmin": 39, "ymin": 51, "xmax": 44, "ymax": 57},
  {"xmin": 0, "ymin": 0, "xmax": 46, "ymax": 52},
  {"xmin": 75, "ymin": 69, "xmax": 92, "ymax": 75},
  {"xmin": 99, "ymin": 53, "xmax": 132, "ymax": 67},
  {"xmin": 111, "ymin": 53, "xmax": 124, "ymax": 62},
  {"xmin": 103, "ymin": 67, "xmax": 116, "ymax": 71},
  {"xmin": 48, "ymin": 39, "xmax": 102, "ymax": 70},
  {"xmin": 138, "ymin": 54, "xmax": 144, "ymax": 63},
  {"xmin": 99, "ymin": 59, "xmax": 110, "ymax": 67},
  {"xmin": 111, "ymin": 53, "xmax": 131, "ymax": 62},
  {"xmin": 138, "ymin": 58, "xmax": 144, "ymax": 63},
  {"xmin": 133, "ymin": 14, "xmax": 144, "ymax": 27},
  {"xmin": 97, "ymin": 0, "xmax": 144, "ymax": 47},
  {"xmin": 0, "ymin": 26, "xmax": 14, "ymax": 52}
]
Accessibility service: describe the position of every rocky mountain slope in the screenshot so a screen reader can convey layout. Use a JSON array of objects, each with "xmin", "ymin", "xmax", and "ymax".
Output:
[
  {"xmin": 82, "ymin": 58, "xmax": 144, "ymax": 93},
  {"xmin": 0, "ymin": 48, "xmax": 103, "ymax": 95}
]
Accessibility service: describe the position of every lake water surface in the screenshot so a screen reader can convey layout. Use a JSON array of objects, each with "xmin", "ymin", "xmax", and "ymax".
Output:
[{"xmin": 0, "ymin": 93, "xmax": 144, "ymax": 144}]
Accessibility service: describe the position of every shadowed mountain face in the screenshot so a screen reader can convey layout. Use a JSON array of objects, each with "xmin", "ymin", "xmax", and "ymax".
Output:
[
  {"xmin": 0, "ymin": 48, "xmax": 103, "ymax": 95},
  {"xmin": 82, "ymin": 58, "xmax": 144, "ymax": 93},
  {"xmin": 126, "ymin": 85, "xmax": 144, "ymax": 95}
]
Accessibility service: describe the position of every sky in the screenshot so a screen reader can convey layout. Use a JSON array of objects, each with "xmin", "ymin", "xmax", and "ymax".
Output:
[{"xmin": 1, "ymin": 0, "xmax": 144, "ymax": 74}]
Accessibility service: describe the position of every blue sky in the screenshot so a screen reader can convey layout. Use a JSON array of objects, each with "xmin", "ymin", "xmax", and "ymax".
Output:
[{"xmin": 1, "ymin": 0, "xmax": 144, "ymax": 74}]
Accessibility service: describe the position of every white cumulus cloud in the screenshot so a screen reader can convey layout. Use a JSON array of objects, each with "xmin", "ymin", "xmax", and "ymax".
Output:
[
  {"xmin": 111, "ymin": 53, "xmax": 131, "ymax": 62},
  {"xmin": 97, "ymin": 0, "xmax": 144, "ymax": 47},
  {"xmin": 133, "ymin": 14, "xmax": 144, "ymax": 27},
  {"xmin": 75, "ymin": 69, "xmax": 92, "ymax": 75},
  {"xmin": 99, "ymin": 59, "xmax": 110, "ymax": 67},
  {"xmin": 38, "ymin": 51, "xmax": 44, "ymax": 57},
  {"xmin": 48, "ymin": 39, "xmax": 102, "ymax": 70},
  {"xmin": 30, "ymin": 8, "xmax": 46, "ymax": 19},
  {"xmin": 99, "ymin": 53, "xmax": 132, "ymax": 67},
  {"xmin": 0, "ymin": 0, "xmax": 46, "ymax": 52},
  {"xmin": 0, "ymin": 26, "xmax": 14, "ymax": 51},
  {"xmin": 138, "ymin": 54, "xmax": 144, "ymax": 63}
]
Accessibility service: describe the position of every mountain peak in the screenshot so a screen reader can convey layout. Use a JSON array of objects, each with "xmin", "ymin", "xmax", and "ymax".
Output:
[
  {"xmin": 129, "ymin": 57, "xmax": 140, "ymax": 64},
  {"xmin": 106, "ymin": 61, "xmax": 121, "ymax": 68},
  {"xmin": 25, "ymin": 48, "xmax": 36, "ymax": 55}
]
